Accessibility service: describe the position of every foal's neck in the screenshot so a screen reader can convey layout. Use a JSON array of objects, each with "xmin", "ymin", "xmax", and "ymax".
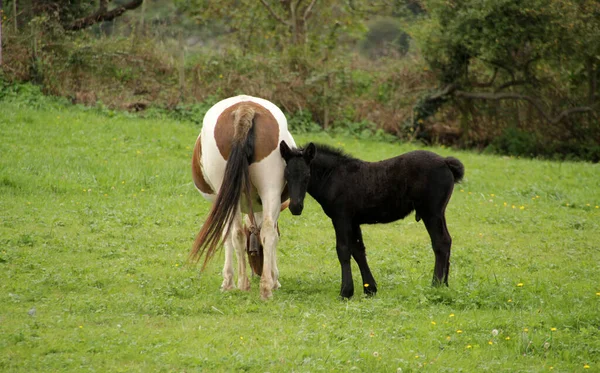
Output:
[{"xmin": 307, "ymin": 146, "xmax": 356, "ymax": 200}]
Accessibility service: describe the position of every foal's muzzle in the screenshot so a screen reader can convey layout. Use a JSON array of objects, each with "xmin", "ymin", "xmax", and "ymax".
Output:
[{"xmin": 289, "ymin": 202, "xmax": 304, "ymax": 215}]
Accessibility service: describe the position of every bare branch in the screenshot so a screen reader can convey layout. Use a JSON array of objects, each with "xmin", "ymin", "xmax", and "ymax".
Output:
[
  {"xmin": 454, "ymin": 90, "xmax": 596, "ymax": 125},
  {"xmin": 303, "ymin": 0, "xmax": 318, "ymax": 20},
  {"xmin": 495, "ymin": 79, "xmax": 528, "ymax": 92},
  {"xmin": 258, "ymin": 0, "xmax": 291, "ymax": 26},
  {"xmin": 66, "ymin": 0, "xmax": 144, "ymax": 31}
]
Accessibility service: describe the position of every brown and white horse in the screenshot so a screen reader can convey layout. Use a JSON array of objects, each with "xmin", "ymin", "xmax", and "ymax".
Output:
[{"xmin": 190, "ymin": 95, "xmax": 296, "ymax": 299}]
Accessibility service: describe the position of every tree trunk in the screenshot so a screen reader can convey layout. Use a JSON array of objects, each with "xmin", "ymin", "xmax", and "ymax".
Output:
[
  {"xmin": 587, "ymin": 58, "xmax": 597, "ymax": 105},
  {"xmin": 0, "ymin": 0, "xmax": 3, "ymax": 67},
  {"xmin": 12, "ymin": 0, "xmax": 15, "ymax": 32}
]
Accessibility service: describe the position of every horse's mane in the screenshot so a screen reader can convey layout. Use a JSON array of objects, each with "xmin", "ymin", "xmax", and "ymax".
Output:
[{"xmin": 302, "ymin": 143, "xmax": 358, "ymax": 163}]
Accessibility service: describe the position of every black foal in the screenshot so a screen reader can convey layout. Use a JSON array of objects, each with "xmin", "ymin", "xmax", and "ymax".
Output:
[{"xmin": 280, "ymin": 142, "xmax": 464, "ymax": 299}]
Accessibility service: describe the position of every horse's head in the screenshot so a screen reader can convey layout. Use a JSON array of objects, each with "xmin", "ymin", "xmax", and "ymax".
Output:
[{"xmin": 280, "ymin": 141, "xmax": 316, "ymax": 215}]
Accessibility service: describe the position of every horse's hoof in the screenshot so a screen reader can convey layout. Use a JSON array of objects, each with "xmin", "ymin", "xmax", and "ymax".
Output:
[
  {"xmin": 272, "ymin": 280, "xmax": 281, "ymax": 290},
  {"xmin": 238, "ymin": 278, "xmax": 250, "ymax": 291},
  {"xmin": 260, "ymin": 288, "xmax": 273, "ymax": 300},
  {"xmin": 221, "ymin": 279, "xmax": 235, "ymax": 291}
]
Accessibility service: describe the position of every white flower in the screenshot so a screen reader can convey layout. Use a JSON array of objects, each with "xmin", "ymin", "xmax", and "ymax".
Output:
[{"xmin": 491, "ymin": 329, "xmax": 499, "ymax": 336}]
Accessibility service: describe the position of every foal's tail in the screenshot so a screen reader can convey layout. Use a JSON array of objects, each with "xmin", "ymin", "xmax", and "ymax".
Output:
[
  {"xmin": 189, "ymin": 105, "xmax": 256, "ymax": 270},
  {"xmin": 445, "ymin": 157, "xmax": 465, "ymax": 183}
]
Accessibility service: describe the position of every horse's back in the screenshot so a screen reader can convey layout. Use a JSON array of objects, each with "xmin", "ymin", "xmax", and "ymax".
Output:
[{"xmin": 195, "ymin": 95, "xmax": 295, "ymax": 202}]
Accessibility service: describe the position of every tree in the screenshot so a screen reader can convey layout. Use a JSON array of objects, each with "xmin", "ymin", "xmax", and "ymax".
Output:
[{"xmin": 412, "ymin": 0, "xmax": 598, "ymax": 127}]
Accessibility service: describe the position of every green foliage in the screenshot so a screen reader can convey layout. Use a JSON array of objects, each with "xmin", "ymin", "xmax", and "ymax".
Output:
[
  {"xmin": 361, "ymin": 17, "xmax": 410, "ymax": 59},
  {"xmin": 1, "ymin": 103, "xmax": 599, "ymax": 371},
  {"xmin": 287, "ymin": 110, "xmax": 322, "ymax": 134}
]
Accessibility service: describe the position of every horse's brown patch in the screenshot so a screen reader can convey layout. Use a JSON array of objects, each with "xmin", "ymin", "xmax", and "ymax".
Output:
[
  {"xmin": 191, "ymin": 136, "xmax": 214, "ymax": 194},
  {"xmin": 214, "ymin": 101, "xmax": 280, "ymax": 163}
]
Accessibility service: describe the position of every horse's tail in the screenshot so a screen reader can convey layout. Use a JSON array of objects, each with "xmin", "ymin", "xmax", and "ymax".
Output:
[
  {"xmin": 445, "ymin": 156, "xmax": 465, "ymax": 183},
  {"xmin": 189, "ymin": 105, "xmax": 256, "ymax": 270}
]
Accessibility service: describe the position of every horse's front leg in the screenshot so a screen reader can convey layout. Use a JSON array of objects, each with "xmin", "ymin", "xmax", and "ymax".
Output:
[
  {"xmin": 351, "ymin": 225, "xmax": 377, "ymax": 296},
  {"xmin": 333, "ymin": 219, "xmax": 354, "ymax": 299}
]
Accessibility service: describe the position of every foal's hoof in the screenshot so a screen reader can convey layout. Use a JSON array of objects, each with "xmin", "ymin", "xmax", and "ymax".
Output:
[
  {"xmin": 340, "ymin": 288, "xmax": 354, "ymax": 299},
  {"xmin": 431, "ymin": 277, "xmax": 449, "ymax": 287},
  {"xmin": 363, "ymin": 283, "xmax": 377, "ymax": 296}
]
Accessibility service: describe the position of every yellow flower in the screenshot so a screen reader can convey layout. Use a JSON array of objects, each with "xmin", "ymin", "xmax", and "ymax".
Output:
[
  {"xmin": 456, "ymin": 330, "xmax": 463, "ymax": 334},
  {"xmin": 507, "ymin": 299, "xmax": 512, "ymax": 303},
  {"xmin": 517, "ymin": 283, "xmax": 524, "ymax": 287},
  {"xmin": 596, "ymin": 292, "xmax": 600, "ymax": 296},
  {"xmin": 445, "ymin": 336, "xmax": 451, "ymax": 341},
  {"xmin": 488, "ymin": 341, "xmax": 493, "ymax": 345},
  {"xmin": 519, "ymin": 206, "xmax": 525, "ymax": 210},
  {"xmin": 523, "ymin": 328, "xmax": 529, "ymax": 332},
  {"xmin": 503, "ymin": 202, "xmax": 507, "ymax": 206},
  {"xmin": 364, "ymin": 283, "xmax": 369, "ymax": 288},
  {"xmin": 431, "ymin": 321, "xmax": 436, "ymax": 325},
  {"xmin": 415, "ymin": 355, "xmax": 420, "ymax": 358},
  {"xmin": 449, "ymin": 313, "xmax": 455, "ymax": 317},
  {"xmin": 584, "ymin": 364, "xmax": 590, "ymax": 369},
  {"xmin": 466, "ymin": 345, "xmax": 472, "ymax": 349},
  {"xmin": 551, "ymin": 327, "xmax": 557, "ymax": 331},
  {"xmin": 505, "ymin": 336, "xmax": 510, "ymax": 340},
  {"xmin": 79, "ymin": 325, "xmax": 83, "ymax": 329}
]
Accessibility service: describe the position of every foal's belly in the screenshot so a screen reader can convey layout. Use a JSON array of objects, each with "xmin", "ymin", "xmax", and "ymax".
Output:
[{"xmin": 356, "ymin": 202, "xmax": 415, "ymax": 225}]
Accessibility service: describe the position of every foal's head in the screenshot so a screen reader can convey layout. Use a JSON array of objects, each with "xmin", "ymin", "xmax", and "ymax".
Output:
[{"xmin": 279, "ymin": 141, "xmax": 316, "ymax": 215}]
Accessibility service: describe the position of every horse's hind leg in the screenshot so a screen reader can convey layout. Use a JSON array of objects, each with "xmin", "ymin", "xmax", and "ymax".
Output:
[
  {"xmin": 351, "ymin": 225, "xmax": 377, "ymax": 296},
  {"xmin": 221, "ymin": 212, "xmax": 246, "ymax": 291},
  {"xmin": 258, "ymin": 190, "xmax": 281, "ymax": 300},
  {"xmin": 234, "ymin": 215, "xmax": 250, "ymax": 291},
  {"xmin": 422, "ymin": 213, "xmax": 452, "ymax": 286}
]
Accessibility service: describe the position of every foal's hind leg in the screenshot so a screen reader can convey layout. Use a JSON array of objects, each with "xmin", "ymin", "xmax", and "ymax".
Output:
[
  {"xmin": 422, "ymin": 214, "xmax": 452, "ymax": 286},
  {"xmin": 351, "ymin": 225, "xmax": 377, "ymax": 296}
]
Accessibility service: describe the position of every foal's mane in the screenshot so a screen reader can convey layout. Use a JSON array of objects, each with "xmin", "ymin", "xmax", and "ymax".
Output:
[{"xmin": 303, "ymin": 143, "xmax": 358, "ymax": 164}]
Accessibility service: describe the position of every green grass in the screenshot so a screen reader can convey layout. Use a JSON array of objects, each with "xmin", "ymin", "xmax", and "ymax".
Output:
[{"xmin": 1, "ymin": 101, "xmax": 599, "ymax": 372}]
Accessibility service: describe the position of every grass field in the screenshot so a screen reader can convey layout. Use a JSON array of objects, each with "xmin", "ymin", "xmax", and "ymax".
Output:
[{"xmin": 1, "ymin": 100, "xmax": 599, "ymax": 372}]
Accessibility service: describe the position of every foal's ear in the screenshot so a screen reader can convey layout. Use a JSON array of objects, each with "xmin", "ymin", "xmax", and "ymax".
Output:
[
  {"xmin": 303, "ymin": 142, "xmax": 317, "ymax": 163},
  {"xmin": 279, "ymin": 140, "xmax": 293, "ymax": 161}
]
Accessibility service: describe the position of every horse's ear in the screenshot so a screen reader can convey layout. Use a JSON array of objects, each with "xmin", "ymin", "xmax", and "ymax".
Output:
[
  {"xmin": 280, "ymin": 140, "xmax": 292, "ymax": 161},
  {"xmin": 303, "ymin": 142, "xmax": 316, "ymax": 163}
]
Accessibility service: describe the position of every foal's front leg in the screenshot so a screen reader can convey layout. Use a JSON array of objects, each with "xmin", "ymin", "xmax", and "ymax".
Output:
[
  {"xmin": 351, "ymin": 225, "xmax": 377, "ymax": 296},
  {"xmin": 333, "ymin": 219, "xmax": 354, "ymax": 299}
]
